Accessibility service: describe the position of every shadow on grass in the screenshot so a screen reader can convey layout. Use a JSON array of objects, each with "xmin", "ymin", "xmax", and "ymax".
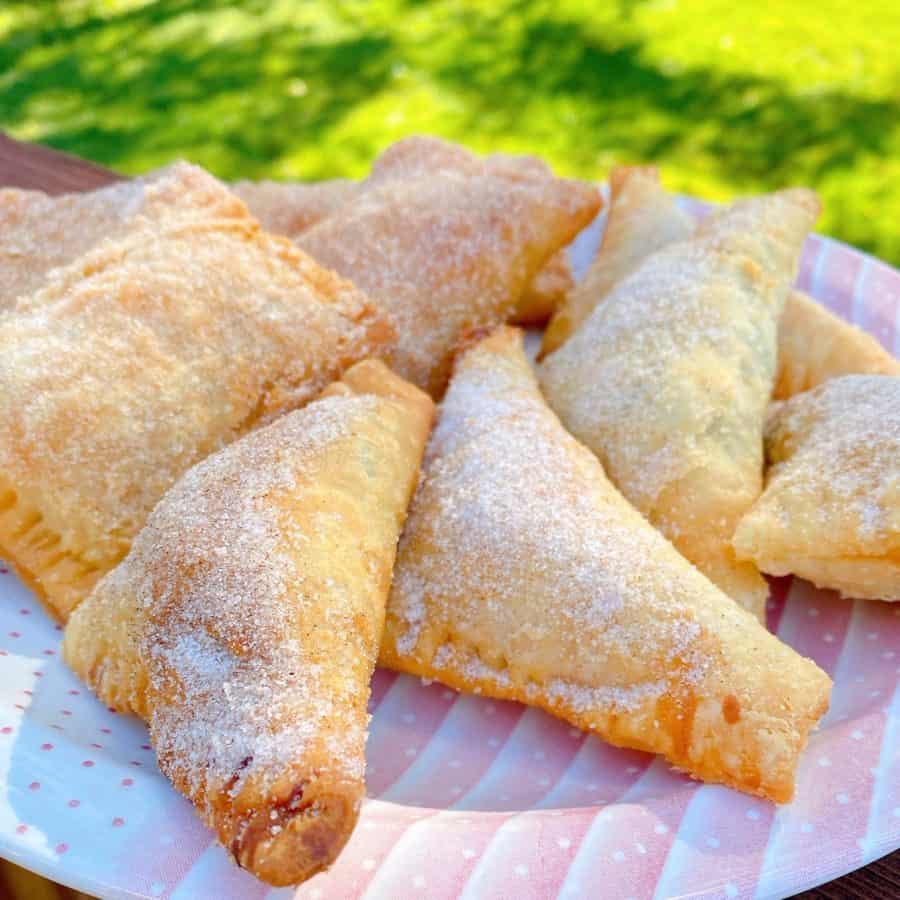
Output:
[
  {"xmin": 429, "ymin": 7, "xmax": 899, "ymax": 188},
  {"xmin": 0, "ymin": 0, "xmax": 397, "ymax": 174},
  {"xmin": 2, "ymin": 0, "xmax": 899, "ymax": 256}
]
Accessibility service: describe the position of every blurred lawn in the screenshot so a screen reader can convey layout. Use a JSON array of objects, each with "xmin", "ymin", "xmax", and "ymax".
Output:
[{"xmin": 2, "ymin": 0, "xmax": 900, "ymax": 264}]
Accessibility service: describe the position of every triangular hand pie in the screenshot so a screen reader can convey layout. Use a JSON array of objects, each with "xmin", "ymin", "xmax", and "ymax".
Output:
[
  {"xmin": 539, "ymin": 189, "xmax": 820, "ymax": 618},
  {"xmin": 775, "ymin": 289, "xmax": 900, "ymax": 399},
  {"xmin": 0, "ymin": 162, "xmax": 246, "ymax": 309},
  {"xmin": 734, "ymin": 375, "xmax": 899, "ymax": 601},
  {"xmin": 235, "ymin": 138, "xmax": 587, "ymax": 330},
  {"xmin": 541, "ymin": 165, "xmax": 694, "ymax": 355},
  {"xmin": 298, "ymin": 137, "xmax": 600, "ymax": 394},
  {"xmin": 64, "ymin": 360, "xmax": 434, "ymax": 886},
  {"xmin": 381, "ymin": 327, "xmax": 831, "ymax": 802},
  {"xmin": 0, "ymin": 213, "xmax": 393, "ymax": 621}
]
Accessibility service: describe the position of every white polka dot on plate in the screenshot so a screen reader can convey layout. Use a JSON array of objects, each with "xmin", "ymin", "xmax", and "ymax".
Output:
[{"xmin": 514, "ymin": 864, "xmax": 529, "ymax": 877}]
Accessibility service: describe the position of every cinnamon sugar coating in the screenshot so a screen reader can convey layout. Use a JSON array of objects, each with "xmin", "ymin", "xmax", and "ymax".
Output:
[
  {"xmin": 382, "ymin": 327, "xmax": 830, "ymax": 802},
  {"xmin": 540, "ymin": 189, "xmax": 820, "ymax": 618},
  {"xmin": 735, "ymin": 374, "xmax": 900, "ymax": 600},
  {"xmin": 0, "ymin": 212, "xmax": 393, "ymax": 620},
  {"xmin": 1, "ymin": 162, "xmax": 247, "ymax": 309},
  {"xmin": 65, "ymin": 361, "xmax": 433, "ymax": 886}
]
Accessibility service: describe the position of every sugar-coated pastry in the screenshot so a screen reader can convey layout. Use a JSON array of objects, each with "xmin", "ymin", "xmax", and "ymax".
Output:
[
  {"xmin": 0, "ymin": 214, "xmax": 393, "ymax": 622},
  {"xmin": 64, "ymin": 360, "xmax": 434, "ymax": 886},
  {"xmin": 734, "ymin": 375, "xmax": 900, "ymax": 601},
  {"xmin": 299, "ymin": 144, "xmax": 600, "ymax": 395},
  {"xmin": 232, "ymin": 177, "xmax": 358, "ymax": 239},
  {"xmin": 382, "ymin": 327, "xmax": 831, "ymax": 802},
  {"xmin": 368, "ymin": 136, "xmax": 584, "ymax": 326},
  {"xmin": 0, "ymin": 162, "xmax": 247, "ymax": 309},
  {"xmin": 539, "ymin": 189, "xmax": 821, "ymax": 619},
  {"xmin": 235, "ymin": 138, "xmax": 586, "ymax": 330},
  {"xmin": 775, "ymin": 290, "xmax": 900, "ymax": 399},
  {"xmin": 541, "ymin": 166, "xmax": 693, "ymax": 355}
]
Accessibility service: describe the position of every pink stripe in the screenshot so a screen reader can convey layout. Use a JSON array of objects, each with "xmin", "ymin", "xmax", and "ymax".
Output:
[
  {"xmin": 558, "ymin": 763, "xmax": 702, "ymax": 900},
  {"xmin": 365, "ymin": 675, "xmax": 458, "ymax": 796},
  {"xmin": 294, "ymin": 801, "xmax": 430, "ymax": 899},
  {"xmin": 381, "ymin": 695, "xmax": 525, "ymax": 807},
  {"xmin": 759, "ymin": 601, "xmax": 900, "ymax": 895},
  {"xmin": 776, "ymin": 578, "xmax": 855, "ymax": 676},
  {"xmin": 451, "ymin": 707, "xmax": 585, "ymax": 810},
  {"xmin": 112, "ymin": 787, "xmax": 213, "ymax": 899},
  {"xmin": 455, "ymin": 808, "xmax": 598, "ymax": 900},
  {"xmin": 461, "ymin": 745, "xmax": 653, "ymax": 898},
  {"xmin": 865, "ymin": 679, "xmax": 900, "ymax": 857},
  {"xmin": 536, "ymin": 735, "xmax": 651, "ymax": 810},
  {"xmin": 654, "ymin": 786, "xmax": 775, "ymax": 898},
  {"xmin": 367, "ymin": 668, "xmax": 397, "ymax": 712},
  {"xmin": 364, "ymin": 811, "xmax": 517, "ymax": 899}
]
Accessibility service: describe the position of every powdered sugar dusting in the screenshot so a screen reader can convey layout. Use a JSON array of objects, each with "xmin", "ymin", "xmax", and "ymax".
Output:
[
  {"xmin": 763, "ymin": 375, "xmax": 900, "ymax": 551},
  {"xmin": 299, "ymin": 143, "xmax": 599, "ymax": 395},
  {"xmin": 388, "ymin": 329, "xmax": 716, "ymax": 718},
  {"xmin": 0, "ymin": 212, "xmax": 391, "ymax": 592},
  {"xmin": 2, "ymin": 161, "xmax": 247, "ymax": 310},
  {"xmin": 109, "ymin": 395, "xmax": 380, "ymax": 807}
]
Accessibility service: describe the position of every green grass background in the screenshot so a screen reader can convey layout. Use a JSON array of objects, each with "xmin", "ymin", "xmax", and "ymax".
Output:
[{"xmin": 3, "ymin": 0, "xmax": 900, "ymax": 264}]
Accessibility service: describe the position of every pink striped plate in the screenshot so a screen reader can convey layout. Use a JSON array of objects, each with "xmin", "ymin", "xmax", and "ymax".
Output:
[{"xmin": 0, "ymin": 205, "xmax": 898, "ymax": 899}]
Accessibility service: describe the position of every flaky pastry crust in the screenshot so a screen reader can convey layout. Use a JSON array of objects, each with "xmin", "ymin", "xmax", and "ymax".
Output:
[
  {"xmin": 1, "ymin": 162, "xmax": 247, "ymax": 309},
  {"xmin": 540, "ymin": 189, "xmax": 820, "ymax": 617},
  {"xmin": 775, "ymin": 289, "xmax": 900, "ymax": 399},
  {"xmin": 734, "ymin": 375, "xmax": 900, "ymax": 600},
  {"xmin": 298, "ymin": 136, "xmax": 600, "ymax": 394},
  {"xmin": 0, "ymin": 213, "xmax": 393, "ymax": 620},
  {"xmin": 541, "ymin": 166, "xmax": 693, "ymax": 355},
  {"xmin": 382, "ymin": 327, "xmax": 831, "ymax": 802},
  {"xmin": 65, "ymin": 360, "xmax": 434, "ymax": 885}
]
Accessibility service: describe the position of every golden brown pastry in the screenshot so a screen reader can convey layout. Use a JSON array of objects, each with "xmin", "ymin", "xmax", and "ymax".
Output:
[
  {"xmin": 734, "ymin": 375, "xmax": 899, "ymax": 601},
  {"xmin": 775, "ymin": 289, "xmax": 900, "ymax": 399},
  {"xmin": 368, "ymin": 135, "xmax": 584, "ymax": 326},
  {"xmin": 299, "ymin": 142, "xmax": 600, "ymax": 395},
  {"xmin": 64, "ymin": 360, "xmax": 433, "ymax": 886},
  {"xmin": 541, "ymin": 165, "xmax": 694, "ymax": 355},
  {"xmin": 0, "ymin": 162, "xmax": 247, "ymax": 309},
  {"xmin": 381, "ymin": 327, "xmax": 831, "ymax": 803},
  {"xmin": 0, "ymin": 214, "xmax": 393, "ymax": 622},
  {"xmin": 232, "ymin": 177, "xmax": 358, "ymax": 239},
  {"xmin": 539, "ymin": 189, "xmax": 821, "ymax": 619}
]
